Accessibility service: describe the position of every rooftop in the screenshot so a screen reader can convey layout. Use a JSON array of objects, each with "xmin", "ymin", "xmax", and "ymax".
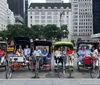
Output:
[{"xmin": 29, "ymin": 3, "xmax": 71, "ymax": 9}]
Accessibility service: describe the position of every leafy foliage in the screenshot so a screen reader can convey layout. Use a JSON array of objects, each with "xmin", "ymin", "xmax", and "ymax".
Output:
[{"xmin": 0, "ymin": 24, "xmax": 69, "ymax": 41}]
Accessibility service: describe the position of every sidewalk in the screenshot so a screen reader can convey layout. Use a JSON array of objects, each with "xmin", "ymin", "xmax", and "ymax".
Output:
[{"xmin": 0, "ymin": 79, "xmax": 100, "ymax": 85}]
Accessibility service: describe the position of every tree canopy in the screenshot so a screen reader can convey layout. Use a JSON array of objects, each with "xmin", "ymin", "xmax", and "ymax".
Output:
[{"xmin": 0, "ymin": 24, "xmax": 69, "ymax": 41}]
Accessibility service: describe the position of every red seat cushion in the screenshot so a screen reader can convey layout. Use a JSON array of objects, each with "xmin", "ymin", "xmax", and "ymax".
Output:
[{"xmin": 83, "ymin": 56, "xmax": 96, "ymax": 65}]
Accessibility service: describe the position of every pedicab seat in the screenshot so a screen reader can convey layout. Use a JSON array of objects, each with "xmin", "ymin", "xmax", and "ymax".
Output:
[{"xmin": 83, "ymin": 56, "xmax": 96, "ymax": 65}]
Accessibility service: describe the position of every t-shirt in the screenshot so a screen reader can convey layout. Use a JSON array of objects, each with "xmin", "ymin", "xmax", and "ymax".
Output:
[
  {"xmin": 85, "ymin": 50, "xmax": 91, "ymax": 56},
  {"xmin": 33, "ymin": 50, "xmax": 41, "ymax": 56},
  {"xmin": 55, "ymin": 51, "xmax": 61, "ymax": 57},
  {"xmin": 0, "ymin": 50, "xmax": 6, "ymax": 57},
  {"xmin": 66, "ymin": 50, "xmax": 73, "ymax": 55},
  {"xmin": 24, "ymin": 48, "xmax": 30, "ymax": 56}
]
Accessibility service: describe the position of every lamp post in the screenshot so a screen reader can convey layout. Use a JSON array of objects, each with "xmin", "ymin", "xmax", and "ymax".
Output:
[{"xmin": 60, "ymin": 11, "xmax": 65, "ymax": 30}]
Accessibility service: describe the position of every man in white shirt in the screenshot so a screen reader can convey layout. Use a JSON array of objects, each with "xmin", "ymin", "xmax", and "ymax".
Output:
[
  {"xmin": 32, "ymin": 46, "xmax": 42, "ymax": 78},
  {"xmin": 33, "ymin": 46, "xmax": 42, "ymax": 57},
  {"xmin": 24, "ymin": 45, "xmax": 30, "ymax": 60}
]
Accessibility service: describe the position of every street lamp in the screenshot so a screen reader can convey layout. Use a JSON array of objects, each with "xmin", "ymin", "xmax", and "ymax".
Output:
[{"xmin": 60, "ymin": 11, "xmax": 65, "ymax": 30}]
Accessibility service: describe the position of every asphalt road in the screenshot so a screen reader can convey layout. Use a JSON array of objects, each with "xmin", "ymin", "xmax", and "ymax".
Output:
[{"xmin": 0, "ymin": 53, "xmax": 99, "ymax": 79}]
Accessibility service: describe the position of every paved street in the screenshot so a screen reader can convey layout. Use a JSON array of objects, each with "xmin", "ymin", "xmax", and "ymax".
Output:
[{"xmin": 0, "ymin": 79, "xmax": 100, "ymax": 85}]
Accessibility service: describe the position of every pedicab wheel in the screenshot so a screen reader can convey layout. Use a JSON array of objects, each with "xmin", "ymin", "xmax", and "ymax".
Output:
[
  {"xmin": 90, "ymin": 66, "xmax": 100, "ymax": 78},
  {"xmin": 5, "ymin": 66, "xmax": 12, "ymax": 79}
]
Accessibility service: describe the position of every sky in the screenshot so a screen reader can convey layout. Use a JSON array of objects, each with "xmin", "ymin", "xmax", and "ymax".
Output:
[{"xmin": 29, "ymin": 0, "xmax": 69, "ymax": 3}]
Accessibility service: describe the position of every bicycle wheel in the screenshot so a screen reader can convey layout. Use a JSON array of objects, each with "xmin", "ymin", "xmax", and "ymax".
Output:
[
  {"xmin": 90, "ymin": 66, "xmax": 100, "ymax": 78},
  {"xmin": 5, "ymin": 66, "xmax": 13, "ymax": 79},
  {"xmin": 34, "ymin": 59, "xmax": 39, "ymax": 78}
]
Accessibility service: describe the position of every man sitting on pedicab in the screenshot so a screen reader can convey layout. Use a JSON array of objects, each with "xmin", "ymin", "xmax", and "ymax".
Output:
[
  {"xmin": 24, "ymin": 45, "xmax": 31, "ymax": 60},
  {"xmin": 0, "ymin": 47, "xmax": 6, "ymax": 65}
]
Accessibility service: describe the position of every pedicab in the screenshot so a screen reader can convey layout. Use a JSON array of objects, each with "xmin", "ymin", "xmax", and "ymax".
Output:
[
  {"xmin": 53, "ymin": 42, "xmax": 74, "ymax": 78},
  {"xmin": 77, "ymin": 41, "xmax": 100, "ymax": 78},
  {"xmin": 29, "ymin": 40, "xmax": 52, "ymax": 78},
  {"xmin": 5, "ymin": 37, "xmax": 32, "ymax": 79},
  {"xmin": 0, "ymin": 41, "xmax": 8, "ymax": 70}
]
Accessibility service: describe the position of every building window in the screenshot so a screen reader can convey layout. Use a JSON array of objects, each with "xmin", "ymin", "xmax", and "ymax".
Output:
[
  {"xmin": 47, "ymin": 12, "xmax": 52, "ymax": 15},
  {"xmin": 41, "ymin": 20, "xmax": 45, "ymax": 23},
  {"xmin": 53, "ymin": 20, "xmax": 58, "ymax": 23},
  {"xmin": 47, "ymin": 16, "xmax": 52, "ymax": 19},
  {"xmin": 35, "ymin": 12, "xmax": 39, "ymax": 15},
  {"xmin": 35, "ymin": 16, "xmax": 39, "ymax": 19},
  {"xmin": 30, "ymin": 16, "xmax": 32, "ymax": 19},
  {"xmin": 41, "ymin": 16, "xmax": 45, "ymax": 19},
  {"xmin": 47, "ymin": 20, "xmax": 52, "ymax": 23},
  {"xmin": 35, "ymin": 20, "xmax": 39, "ymax": 23},
  {"xmin": 53, "ymin": 12, "xmax": 58, "ymax": 15},
  {"xmin": 53, "ymin": 16, "xmax": 58, "ymax": 19},
  {"xmin": 41, "ymin": 12, "xmax": 45, "ymax": 15}
]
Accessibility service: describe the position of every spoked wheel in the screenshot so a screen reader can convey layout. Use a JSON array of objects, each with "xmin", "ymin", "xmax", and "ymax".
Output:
[
  {"xmin": 5, "ymin": 66, "xmax": 13, "ymax": 79},
  {"xmin": 90, "ymin": 66, "xmax": 100, "ymax": 78},
  {"xmin": 34, "ymin": 57, "xmax": 40, "ymax": 78}
]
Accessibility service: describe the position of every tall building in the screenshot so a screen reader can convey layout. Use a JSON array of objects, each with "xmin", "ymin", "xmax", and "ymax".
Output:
[
  {"xmin": 46, "ymin": 0, "xmax": 62, "ymax": 3},
  {"xmin": 91, "ymin": 0, "xmax": 100, "ymax": 38},
  {"xmin": 93, "ymin": 0, "xmax": 100, "ymax": 34},
  {"xmin": 0, "ymin": 0, "xmax": 8, "ymax": 30},
  {"xmin": 70, "ymin": 0, "xmax": 93, "ymax": 41},
  {"xmin": 28, "ymin": 3, "xmax": 72, "ymax": 40},
  {"xmin": 7, "ymin": 8, "xmax": 15, "ymax": 25},
  {"xmin": 7, "ymin": 0, "xmax": 28, "ymax": 24},
  {"xmin": 24, "ymin": 0, "xmax": 28, "ymax": 25}
]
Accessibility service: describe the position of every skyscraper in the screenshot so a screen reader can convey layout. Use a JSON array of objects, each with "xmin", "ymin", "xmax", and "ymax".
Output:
[
  {"xmin": 0, "ymin": 0, "xmax": 8, "ymax": 30},
  {"xmin": 93, "ymin": 0, "xmax": 100, "ymax": 34},
  {"xmin": 7, "ymin": 0, "xmax": 28, "ymax": 25},
  {"xmin": 70, "ymin": 0, "xmax": 93, "ymax": 41}
]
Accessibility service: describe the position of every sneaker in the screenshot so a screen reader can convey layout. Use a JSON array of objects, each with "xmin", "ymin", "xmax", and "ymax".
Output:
[{"xmin": 79, "ymin": 62, "xmax": 81, "ymax": 65}]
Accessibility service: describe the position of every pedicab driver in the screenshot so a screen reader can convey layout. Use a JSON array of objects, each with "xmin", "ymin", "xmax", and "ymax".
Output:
[{"xmin": 32, "ymin": 46, "xmax": 42, "ymax": 78}]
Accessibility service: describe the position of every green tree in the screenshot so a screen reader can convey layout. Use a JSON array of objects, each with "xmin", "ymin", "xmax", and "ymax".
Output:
[
  {"xmin": 31, "ymin": 25, "xmax": 44, "ymax": 40},
  {"xmin": 0, "ymin": 30, "xmax": 7, "ymax": 40},
  {"xmin": 44, "ymin": 24, "xmax": 60, "ymax": 40},
  {"xmin": 7, "ymin": 25, "xmax": 33, "ymax": 40}
]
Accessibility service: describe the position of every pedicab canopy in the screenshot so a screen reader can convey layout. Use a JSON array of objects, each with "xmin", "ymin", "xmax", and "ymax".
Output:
[
  {"xmin": 33, "ymin": 40, "xmax": 52, "ymax": 54},
  {"xmin": 54, "ymin": 42, "xmax": 74, "ymax": 50},
  {"xmin": 14, "ymin": 37, "xmax": 31, "ymax": 49}
]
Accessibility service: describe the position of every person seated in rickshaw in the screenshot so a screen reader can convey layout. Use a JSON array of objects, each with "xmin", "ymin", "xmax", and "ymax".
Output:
[
  {"xmin": 0, "ymin": 48, "xmax": 6, "ymax": 65},
  {"xmin": 54, "ymin": 47, "xmax": 62, "ymax": 64},
  {"xmin": 66, "ymin": 47, "xmax": 74, "ymax": 64},
  {"xmin": 42, "ymin": 47, "xmax": 49, "ymax": 64},
  {"xmin": 15, "ymin": 49, "xmax": 24, "ymax": 57},
  {"xmin": 85, "ymin": 46, "xmax": 91, "ymax": 56},
  {"xmin": 77, "ymin": 46, "xmax": 86, "ymax": 65},
  {"xmin": 18, "ymin": 45, "xmax": 24, "ymax": 54},
  {"xmin": 90, "ymin": 46, "xmax": 99, "ymax": 66},
  {"xmin": 24, "ymin": 45, "xmax": 31, "ymax": 60}
]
